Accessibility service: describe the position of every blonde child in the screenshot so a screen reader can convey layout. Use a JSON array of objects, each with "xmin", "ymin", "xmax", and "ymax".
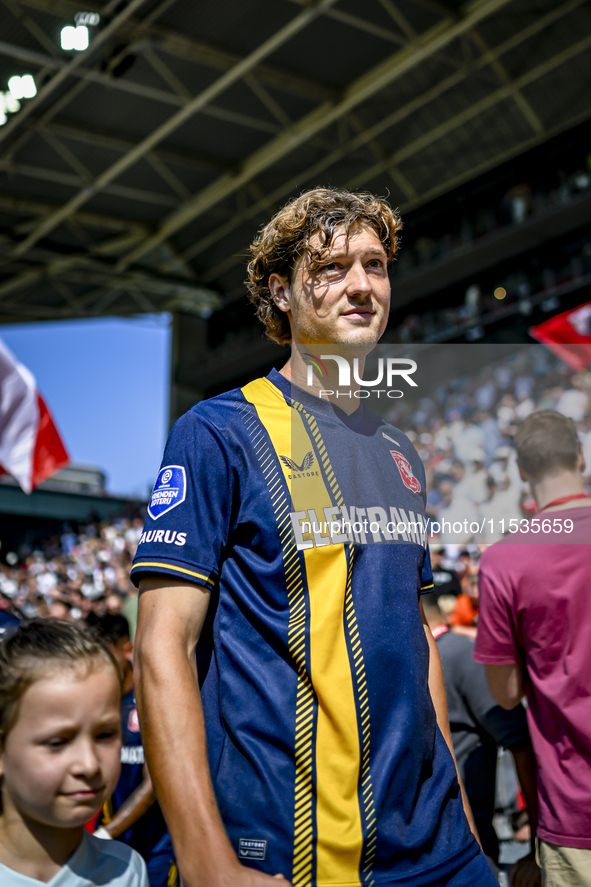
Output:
[{"xmin": 0, "ymin": 619, "xmax": 148, "ymax": 886}]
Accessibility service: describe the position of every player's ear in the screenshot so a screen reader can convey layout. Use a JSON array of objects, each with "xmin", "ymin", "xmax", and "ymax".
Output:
[{"xmin": 269, "ymin": 273, "xmax": 291, "ymax": 314}]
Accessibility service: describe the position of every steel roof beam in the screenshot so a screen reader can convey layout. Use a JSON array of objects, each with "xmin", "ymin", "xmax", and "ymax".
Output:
[
  {"xmin": 0, "ymin": 41, "xmax": 286, "ymax": 137},
  {"xmin": 176, "ymin": 0, "xmax": 585, "ymax": 268},
  {"xmin": 199, "ymin": 32, "xmax": 591, "ymax": 285},
  {"xmin": 0, "ymin": 0, "xmax": 153, "ymax": 146},
  {"xmin": 0, "ymin": 254, "xmax": 221, "ymax": 308},
  {"xmin": 347, "ymin": 31, "xmax": 591, "ymax": 190},
  {"xmin": 469, "ymin": 28, "xmax": 543, "ymax": 135},
  {"xmin": 32, "ymin": 119, "xmax": 231, "ymax": 175},
  {"xmin": 0, "ymin": 159, "xmax": 182, "ymax": 208},
  {"xmin": 15, "ymin": 0, "xmax": 337, "ymax": 103},
  {"xmin": 0, "ymin": 192, "xmax": 150, "ymax": 234},
  {"xmin": 393, "ymin": 105, "xmax": 591, "ymax": 218},
  {"xmin": 10, "ymin": 0, "xmax": 340, "ymax": 258},
  {"xmin": 376, "ymin": 0, "xmax": 417, "ymax": 40},
  {"xmin": 1, "ymin": 0, "xmax": 62, "ymax": 58},
  {"xmin": 114, "ymin": 0, "xmax": 518, "ymax": 272}
]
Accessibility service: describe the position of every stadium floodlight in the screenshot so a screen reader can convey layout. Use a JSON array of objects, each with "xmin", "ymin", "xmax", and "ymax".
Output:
[
  {"xmin": 8, "ymin": 74, "xmax": 36, "ymax": 99},
  {"xmin": 75, "ymin": 11, "xmax": 100, "ymax": 26},
  {"xmin": 20, "ymin": 74, "xmax": 37, "ymax": 98},
  {"xmin": 1, "ymin": 92, "xmax": 20, "ymax": 113},
  {"xmin": 60, "ymin": 24, "xmax": 89, "ymax": 51},
  {"xmin": 0, "ymin": 108, "xmax": 6, "ymax": 126}
]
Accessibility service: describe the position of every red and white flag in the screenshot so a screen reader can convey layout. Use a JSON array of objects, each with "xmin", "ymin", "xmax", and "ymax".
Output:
[
  {"xmin": 530, "ymin": 302, "xmax": 591, "ymax": 372},
  {"xmin": 0, "ymin": 338, "xmax": 69, "ymax": 493}
]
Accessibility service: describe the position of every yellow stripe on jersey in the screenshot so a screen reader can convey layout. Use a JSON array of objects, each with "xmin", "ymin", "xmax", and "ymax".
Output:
[
  {"xmin": 238, "ymin": 393, "xmax": 315, "ymax": 886},
  {"xmin": 293, "ymin": 399, "xmax": 376, "ymax": 881},
  {"xmin": 242, "ymin": 378, "xmax": 363, "ymax": 887},
  {"xmin": 130, "ymin": 562, "xmax": 215, "ymax": 587}
]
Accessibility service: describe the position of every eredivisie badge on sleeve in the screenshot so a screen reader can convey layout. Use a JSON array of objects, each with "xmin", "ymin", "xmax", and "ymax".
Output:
[
  {"xmin": 390, "ymin": 450, "xmax": 421, "ymax": 493},
  {"xmin": 148, "ymin": 465, "xmax": 187, "ymax": 519}
]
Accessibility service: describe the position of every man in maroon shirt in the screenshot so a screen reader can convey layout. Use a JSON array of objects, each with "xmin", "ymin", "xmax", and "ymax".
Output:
[{"xmin": 475, "ymin": 410, "xmax": 591, "ymax": 887}]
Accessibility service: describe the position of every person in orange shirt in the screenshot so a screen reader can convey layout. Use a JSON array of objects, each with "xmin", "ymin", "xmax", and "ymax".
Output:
[{"xmin": 450, "ymin": 564, "xmax": 479, "ymax": 637}]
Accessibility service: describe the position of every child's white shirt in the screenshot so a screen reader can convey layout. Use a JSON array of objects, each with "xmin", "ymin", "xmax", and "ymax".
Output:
[{"xmin": 0, "ymin": 831, "xmax": 149, "ymax": 886}]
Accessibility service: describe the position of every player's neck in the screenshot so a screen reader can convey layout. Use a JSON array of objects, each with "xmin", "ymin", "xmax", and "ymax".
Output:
[
  {"xmin": 531, "ymin": 471, "xmax": 589, "ymax": 511},
  {"xmin": 0, "ymin": 812, "xmax": 82, "ymax": 880},
  {"xmin": 280, "ymin": 346, "xmax": 368, "ymax": 416}
]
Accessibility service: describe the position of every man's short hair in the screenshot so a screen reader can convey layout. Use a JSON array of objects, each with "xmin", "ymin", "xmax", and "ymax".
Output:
[
  {"xmin": 246, "ymin": 187, "xmax": 402, "ymax": 344},
  {"xmin": 514, "ymin": 410, "xmax": 582, "ymax": 481}
]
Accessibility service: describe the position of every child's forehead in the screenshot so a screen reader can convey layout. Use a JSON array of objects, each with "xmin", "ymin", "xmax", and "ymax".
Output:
[{"xmin": 18, "ymin": 659, "xmax": 120, "ymax": 713}]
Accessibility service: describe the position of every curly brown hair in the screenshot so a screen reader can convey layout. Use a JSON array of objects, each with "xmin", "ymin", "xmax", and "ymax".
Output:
[{"xmin": 246, "ymin": 187, "xmax": 402, "ymax": 344}]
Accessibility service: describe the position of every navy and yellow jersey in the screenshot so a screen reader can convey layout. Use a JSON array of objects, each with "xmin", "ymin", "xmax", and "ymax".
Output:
[{"xmin": 131, "ymin": 369, "xmax": 478, "ymax": 886}]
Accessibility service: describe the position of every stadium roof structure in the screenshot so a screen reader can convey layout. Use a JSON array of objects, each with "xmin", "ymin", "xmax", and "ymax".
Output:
[{"xmin": 0, "ymin": 0, "xmax": 590, "ymax": 327}]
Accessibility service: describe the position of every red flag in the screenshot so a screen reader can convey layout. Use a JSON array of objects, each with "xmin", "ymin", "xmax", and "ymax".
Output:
[
  {"xmin": 530, "ymin": 302, "xmax": 591, "ymax": 372},
  {"xmin": 0, "ymin": 339, "xmax": 69, "ymax": 493}
]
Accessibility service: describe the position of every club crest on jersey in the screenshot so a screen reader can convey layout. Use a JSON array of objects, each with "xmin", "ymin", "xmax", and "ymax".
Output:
[
  {"xmin": 390, "ymin": 450, "xmax": 421, "ymax": 493},
  {"xmin": 128, "ymin": 708, "xmax": 140, "ymax": 733},
  {"xmin": 148, "ymin": 465, "xmax": 186, "ymax": 519}
]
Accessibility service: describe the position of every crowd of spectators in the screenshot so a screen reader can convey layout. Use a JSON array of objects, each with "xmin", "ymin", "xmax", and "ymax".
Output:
[
  {"xmin": 386, "ymin": 344, "xmax": 591, "ymax": 548},
  {"xmin": 391, "ymin": 153, "xmax": 591, "ymax": 343},
  {"xmin": 0, "ymin": 515, "xmax": 143, "ymax": 637}
]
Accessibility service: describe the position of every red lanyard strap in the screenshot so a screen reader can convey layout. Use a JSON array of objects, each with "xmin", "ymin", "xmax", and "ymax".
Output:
[{"xmin": 538, "ymin": 493, "xmax": 588, "ymax": 512}]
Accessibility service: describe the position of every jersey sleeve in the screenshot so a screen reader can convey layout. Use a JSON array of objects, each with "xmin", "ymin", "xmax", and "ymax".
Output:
[
  {"xmin": 131, "ymin": 409, "xmax": 234, "ymax": 589},
  {"xmin": 473, "ymin": 551, "xmax": 521, "ymax": 665}
]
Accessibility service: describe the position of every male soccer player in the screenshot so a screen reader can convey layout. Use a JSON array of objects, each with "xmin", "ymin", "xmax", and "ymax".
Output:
[
  {"xmin": 132, "ymin": 188, "xmax": 496, "ymax": 887},
  {"xmin": 475, "ymin": 410, "xmax": 591, "ymax": 886}
]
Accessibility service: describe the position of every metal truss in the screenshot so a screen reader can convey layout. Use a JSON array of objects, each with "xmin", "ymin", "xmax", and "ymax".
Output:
[
  {"xmin": 0, "ymin": 246, "xmax": 222, "ymax": 319},
  {"xmin": 164, "ymin": 0, "xmax": 588, "ymax": 275},
  {"xmin": 0, "ymin": 0, "xmax": 589, "ymax": 319},
  {"xmin": 6, "ymin": 0, "xmax": 340, "ymax": 257}
]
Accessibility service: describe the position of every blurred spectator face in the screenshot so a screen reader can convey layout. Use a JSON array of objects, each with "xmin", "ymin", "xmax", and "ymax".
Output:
[
  {"xmin": 107, "ymin": 635, "xmax": 133, "ymax": 680},
  {"xmin": 438, "ymin": 480, "xmax": 453, "ymax": 506},
  {"xmin": 457, "ymin": 550, "xmax": 472, "ymax": 574},
  {"xmin": 430, "ymin": 547, "xmax": 443, "ymax": 567},
  {"xmin": 438, "ymin": 595, "xmax": 458, "ymax": 623},
  {"xmin": 450, "ymin": 461, "xmax": 465, "ymax": 482},
  {"xmin": 105, "ymin": 594, "xmax": 122, "ymax": 615},
  {"xmin": 463, "ymin": 565, "xmax": 480, "ymax": 606},
  {"xmin": 48, "ymin": 600, "xmax": 72, "ymax": 620}
]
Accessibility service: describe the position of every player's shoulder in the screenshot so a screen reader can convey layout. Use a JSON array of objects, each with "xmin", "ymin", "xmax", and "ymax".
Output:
[
  {"xmin": 365, "ymin": 410, "xmax": 413, "ymax": 448},
  {"xmin": 177, "ymin": 384, "xmax": 249, "ymax": 427},
  {"xmin": 372, "ymin": 414, "xmax": 424, "ymax": 469},
  {"xmin": 82, "ymin": 833, "xmax": 148, "ymax": 885},
  {"xmin": 164, "ymin": 384, "xmax": 257, "ymax": 455}
]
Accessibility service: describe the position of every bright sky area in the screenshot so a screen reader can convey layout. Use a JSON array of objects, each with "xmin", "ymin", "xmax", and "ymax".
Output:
[{"xmin": 1, "ymin": 315, "xmax": 171, "ymax": 499}]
